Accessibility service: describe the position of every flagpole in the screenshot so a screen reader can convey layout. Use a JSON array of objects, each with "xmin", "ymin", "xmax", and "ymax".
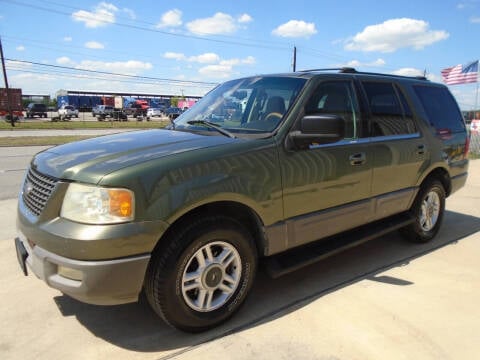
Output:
[
  {"xmin": 475, "ymin": 67, "xmax": 479, "ymax": 119},
  {"xmin": 476, "ymin": 82, "xmax": 479, "ymax": 116}
]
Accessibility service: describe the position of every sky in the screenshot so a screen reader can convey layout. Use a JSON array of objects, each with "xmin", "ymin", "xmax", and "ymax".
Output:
[{"xmin": 0, "ymin": 0, "xmax": 479, "ymax": 110}]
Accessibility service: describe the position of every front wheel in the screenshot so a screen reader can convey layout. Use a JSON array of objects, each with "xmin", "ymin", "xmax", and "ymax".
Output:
[
  {"xmin": 145, "ymin": 216, "xmax": 257, "ymax": 332},
  {"xmin": 401, "ymin": 180, "xmax": 445, "ymax": 243}
]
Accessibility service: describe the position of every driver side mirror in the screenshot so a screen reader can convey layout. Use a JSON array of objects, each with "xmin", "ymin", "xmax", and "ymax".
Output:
[{"xmin": 287, "ymin": 114, "xmax": 345, "ymax": 150}]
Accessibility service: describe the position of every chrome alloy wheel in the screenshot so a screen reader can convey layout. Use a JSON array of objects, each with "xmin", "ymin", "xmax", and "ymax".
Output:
[
  {"xmin": 181, "ymin": 241, "xmax": 242, "ymax": 312},
  {"xmin": 419, "ymin": 191, "xmax": 441, "ymax": 232}
]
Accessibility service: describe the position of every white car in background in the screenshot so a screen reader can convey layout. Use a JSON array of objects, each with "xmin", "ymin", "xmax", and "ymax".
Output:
[
  {"xmin": 147, "ymin": 107, "xmax": 163, "ymax": 117},
  {"xmin": 58, "ymin": 105, "xmax": 79, "ymax": 118}
]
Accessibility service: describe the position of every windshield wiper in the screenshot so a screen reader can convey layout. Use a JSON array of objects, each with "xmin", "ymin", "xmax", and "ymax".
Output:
[{"xmin": 186, "ymin": 120, "xmax": 236, "ymax": 138}]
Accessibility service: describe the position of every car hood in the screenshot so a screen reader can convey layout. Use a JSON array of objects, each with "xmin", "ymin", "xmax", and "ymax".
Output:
[{"xmin": 32, "ymin": 129, "xmax": 237, "ymax": 183}]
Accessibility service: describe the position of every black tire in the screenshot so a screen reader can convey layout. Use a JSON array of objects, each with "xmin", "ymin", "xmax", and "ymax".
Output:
[
  {"xmin": 401, "ymin": 179, "xmax": 446, "ymax": 243},
  {"xmin": 145, "ymin": 216, "xmax": 257, "ymax": 332}
]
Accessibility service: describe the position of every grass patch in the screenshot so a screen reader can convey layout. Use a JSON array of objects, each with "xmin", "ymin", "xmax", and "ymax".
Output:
[
  {"xmin": 0, "ymin": 119, "xmax": 169, "ymax": 130},
  {"xmin": 0, "ymin": 119, "xmax": 170, "ymax": 146}
]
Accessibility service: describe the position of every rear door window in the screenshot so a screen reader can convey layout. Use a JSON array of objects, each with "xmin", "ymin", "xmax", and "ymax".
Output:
[
  {"xmin": 362, "ymin": 82, "xmax": 417, "ymax": 136},
  {"xmin": 413, "ymin": 85, "xmax": 465, "ymax": 133}
]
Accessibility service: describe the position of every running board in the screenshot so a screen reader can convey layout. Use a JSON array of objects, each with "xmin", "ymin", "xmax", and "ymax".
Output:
[{"xmin": 263, "ymin": 212, "xmax": 415, "ymax": 278}]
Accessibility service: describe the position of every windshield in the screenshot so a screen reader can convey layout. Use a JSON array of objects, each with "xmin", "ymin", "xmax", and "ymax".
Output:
[{"xmin": 174, "ymin": 76, "xmax": 306, "ymax": 136}]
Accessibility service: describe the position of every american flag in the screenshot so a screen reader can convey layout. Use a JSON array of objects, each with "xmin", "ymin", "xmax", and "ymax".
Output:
[{"xmin": 441, "ymin": 60, "xmax": 478, "ymax": 85}]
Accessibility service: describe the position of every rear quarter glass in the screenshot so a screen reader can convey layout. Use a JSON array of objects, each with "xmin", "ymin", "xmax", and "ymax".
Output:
[{"xmin": 413, "ymin": 85, "xmax": 466, "ymax": 133}]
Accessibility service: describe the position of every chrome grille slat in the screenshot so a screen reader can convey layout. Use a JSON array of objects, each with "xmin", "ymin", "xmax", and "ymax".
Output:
[{"xmin": 22, "ymin": 167, "xmax": 58, "ymax": 216}]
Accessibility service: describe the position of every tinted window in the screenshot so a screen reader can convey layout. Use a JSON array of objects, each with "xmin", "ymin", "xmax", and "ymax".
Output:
[
  {"xmin": 413, "ymin": 85, "xmax": 465, "ymax": 132},
  {"xmin": 305, "ymin": 81, "xmax": 360, "ymax": 139},
  {"xmin": 362, "ymin": 82, "xmax": 417, "ymax": 136}
]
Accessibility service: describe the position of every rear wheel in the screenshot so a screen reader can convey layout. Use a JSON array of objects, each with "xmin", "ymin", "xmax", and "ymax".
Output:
[
  {"xmin": 145, "ymin": 216, "xmax": 257, "ymax": 332},
  {"xmin": 401, "ymin": 180, "xmax": 445, "ymax": 243}
]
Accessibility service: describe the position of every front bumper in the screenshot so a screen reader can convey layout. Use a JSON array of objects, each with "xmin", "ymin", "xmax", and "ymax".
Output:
[
  {"xmin": 15, "ymin": 232, "xmax": 150, "ymax": 305},
  {"xmin": 16, "ymin": 183, "xmax": 169, "ymax": 305}
]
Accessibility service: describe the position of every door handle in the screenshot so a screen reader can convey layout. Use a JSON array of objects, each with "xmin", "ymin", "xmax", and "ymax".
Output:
[
  {"xmin": 416, "ymin": 144, "xmax": 426, "ymax": 155},
  {"xmin": 349, "ymin": 152, "xmax": 366, "ymax": 166}
]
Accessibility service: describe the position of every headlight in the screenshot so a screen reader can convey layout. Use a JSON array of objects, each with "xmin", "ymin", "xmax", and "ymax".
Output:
[{"xmin": 61, "ymin": 183, "xmax": 135, "ymax": 224}]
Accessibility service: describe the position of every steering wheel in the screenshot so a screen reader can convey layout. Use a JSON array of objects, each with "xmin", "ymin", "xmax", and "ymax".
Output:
[{"xmin": 264, "ymin": 112, "xmax": 283, "ymax": 122}]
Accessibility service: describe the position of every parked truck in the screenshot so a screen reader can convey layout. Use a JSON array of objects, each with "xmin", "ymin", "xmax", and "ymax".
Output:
[
  {"xmin": 124, "ymin": 99, "xmax": 149, "ymax": 120},
  {"xmin": 0, "ymin": 88, "xmax": 23, "ymax": 122}
]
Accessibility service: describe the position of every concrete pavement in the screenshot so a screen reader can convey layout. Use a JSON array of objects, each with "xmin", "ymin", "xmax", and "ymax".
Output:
[{"xmin": 0, "ymin": 161, "xmax": 479, "ymax": 360}]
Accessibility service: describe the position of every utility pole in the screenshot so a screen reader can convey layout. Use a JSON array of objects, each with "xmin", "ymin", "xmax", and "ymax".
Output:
[
  {"xmin": 292, "ymin": 46, "xmax": 297, "ymax": 72},
  {"xmin": 0, "ymin": 36, "xmax": 15, "ymax": 127}
]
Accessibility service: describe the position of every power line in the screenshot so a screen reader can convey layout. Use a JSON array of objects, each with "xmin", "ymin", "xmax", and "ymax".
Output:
[
  {"xmin": 39, "ymin": 0, "xmax": 292, "ymax": 49},
  {"xmin": 6, "ymin": 58, "xmax": 218, "ymax": 87},
  {"xmin": 3, "ymin": 0, "xmax": 291, "ymax": 52},
  {"xmin": 6, "ymin": 65, "xmax": 213, "ymax": 89}
]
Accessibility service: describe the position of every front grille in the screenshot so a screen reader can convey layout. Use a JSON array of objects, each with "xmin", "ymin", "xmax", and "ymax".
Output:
[{"xmin": 22, "ymin": 167, "xmax": 58, "ymax": 216}]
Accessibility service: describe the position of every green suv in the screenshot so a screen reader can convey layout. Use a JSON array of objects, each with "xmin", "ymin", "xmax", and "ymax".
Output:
[{"xmin": 15, "ymin": 69, "xmax": 469, "ymax": 332}]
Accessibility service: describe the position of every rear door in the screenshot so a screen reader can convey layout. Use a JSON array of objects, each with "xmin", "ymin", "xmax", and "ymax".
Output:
[{"xmin": 361, "ymin": 80, "xmax": 427, "ymax": 220}]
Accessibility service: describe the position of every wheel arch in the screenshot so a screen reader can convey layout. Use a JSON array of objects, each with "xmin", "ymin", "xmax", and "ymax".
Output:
[
  {"xmin": 419, "ymin": 167, "xmax": 451, "ymax": 196},
  {"xmin": 155, "ymin": 201, "xmax": 267, "ymax": 258}
]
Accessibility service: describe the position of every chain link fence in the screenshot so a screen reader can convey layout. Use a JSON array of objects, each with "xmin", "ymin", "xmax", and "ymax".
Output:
[{"xmin": 470, "ymin": 130, "xmax": 480, "ymax": 156}]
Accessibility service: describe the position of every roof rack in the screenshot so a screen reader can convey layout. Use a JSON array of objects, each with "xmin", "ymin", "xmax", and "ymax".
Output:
[
  {"xmin": 298, "ymin": 67, "xmax": 428, "ymax": 81},
  {"xmin": 299, "ymin": 67, "xmax": 357, "ymax": 73}
]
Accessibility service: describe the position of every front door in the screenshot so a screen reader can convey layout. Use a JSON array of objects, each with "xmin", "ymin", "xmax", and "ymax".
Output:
[{"xmin": 279, "ymin": 80, "xmax": 373, "ymax": 247}]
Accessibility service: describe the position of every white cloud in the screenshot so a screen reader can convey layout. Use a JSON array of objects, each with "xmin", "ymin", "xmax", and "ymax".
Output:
[
  {"xmin": 163, "ymin": 52, "xmax": 187, "ymax": 61},
  {"xmin": 85, "ymin": 41, "xmax": 104, "ymax": 49},
  {"xmin": 345, "ymin": 18, "xmax": 449, "ymax": 53},
  {"xmin": 6, "ymin": 59, "xmax": 32, "ymax": 70},
  {"xmin": 77, "ymin": 60, "xmax": 152, "ymax": 75},
  {"xmin": 9, "ymin": 72, "xmax": 57, "ymax": 92},
  {"xmin": 187, "ymin": 12, "xmax": 237, "ymax": 35},
  {"xmin": 238, "ymin": 14, "xmax": 253, "ymax": 23},
  {"xmin": 470, "ymin": 16, "xmax": 480, "ymax": 23},
  {"xmin": 56, "ymin": 57, "xmax": 74, "ymax": 65},
  {"xmin": 390, "ymin": 68, "xmax": 440, "ymax": 82},
  {"xmin": 188, "ymin": 53, "xmax": 220, "ymax": 64},
  {"xmin": 164, "ymin": 51, "xmax": 255, "ymax": 80},
  {"xmin": 198, "ymin": 56, "xmax": 256, "ymax": 79},
  {"xmin": 342, "ymin": 58, "xmax": 386, "ymax": 68},
  {"xmin": 391, "ymin": 67, "xmax": 424, "ymax": 77},
  {"xmin": 72, "ymin": 2, "xmax": 118, "ymax": 28},
  {"xmin": 242, "ymin": 56, "xmax": 256, "ymax": 65},
  {"xmin": 16, "ymin": 45, "xmax": 25, "ymax": 51},
  {"xmin": 164, "ymin": 52, "xmax": 222, "ymax": 64},
  {"xmin": 219, "ymin": 59, "xmax": 240, "ymax": 66},
  {"xmin": 457, "ymin": 1, "xmax": 478, "ymax": 10},
  {"xmin": 156, "ymin": 9, "xmax": 182, "ymax": 28},
  {"xmin": 272, "ymin": 20, "xmax": 317, "ymax": 38},
  {"xmin": 198, "ymin": 64, "xmax": 234, "ymax": 79},
  {"xmin": 164, "ymin": 51, "xmax": 255, "ymax": 69},
  {"xmin": 63, "ymin": 36, "xmax": 72, "ymax": 42},
  {"xmin": 427, "ymin": 73, "xmax": 442, "ymax": 83},
  {"xmin": 122, "ymin": 8, "xmax": 136, "ymax": 20}
]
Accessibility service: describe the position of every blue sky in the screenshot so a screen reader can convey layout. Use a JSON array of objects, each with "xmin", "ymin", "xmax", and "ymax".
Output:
[{"xmin": 0, "ymin": 0, "xmax": 479, "ymax": 109}]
